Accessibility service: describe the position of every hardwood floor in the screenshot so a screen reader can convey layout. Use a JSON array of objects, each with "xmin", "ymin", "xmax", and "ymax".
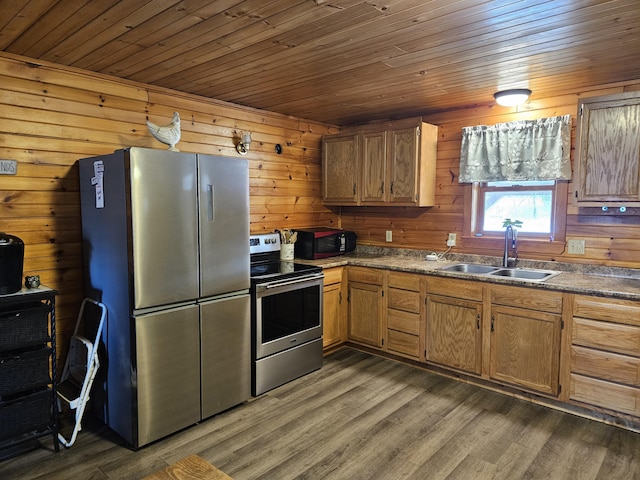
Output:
[{"xmin": 1, "ymin": 348, "xmax": 639, "ymax": 479}]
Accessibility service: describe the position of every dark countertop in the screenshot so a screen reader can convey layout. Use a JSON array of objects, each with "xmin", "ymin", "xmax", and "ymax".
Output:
[{"xmin": 296, "ymin": 248, "xmax": 640, "ymax": 301}]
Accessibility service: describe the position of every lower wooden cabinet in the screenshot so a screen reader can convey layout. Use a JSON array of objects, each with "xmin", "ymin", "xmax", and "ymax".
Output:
[
  {"xmin": 489, "ymin": 286, "xmax": 563, "ymax": 396},
  {"xmin": 322, "ymin": 267, "xmax": 347, "ymax": 350},
  {"xmin": 426, "ymin": 293, "xmax": 482, "ymax": 375},
  {"xmin": 347, "ymin": 268, "xmax": 424, "ymax": 359},
  {"xmin": 347, "ymin": 267, "xmax": 385, "ymax": 348},
  {"xmin": 426, "ymin": 277, "xmax": 483, "ymax": 375},
  {"xmin": 340, "ymin": 264, "xmax": 640, "ymax": 429},
  {"xmin": 387, "ymin": 271, "xmax": 424, "ymax": 360},
  {"xmin": 424, "ymin": 279, "xmax": 564, "ymax": 396},
  {"xmin": 489, "ymin": 305, "xmax": 561, "ymax": 395},
  {"xmin": 569, "ymin": 295, "xmax": 640, "ymax": 416}
]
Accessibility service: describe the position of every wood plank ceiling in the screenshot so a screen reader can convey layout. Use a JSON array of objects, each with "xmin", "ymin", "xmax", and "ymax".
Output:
[{"xmin": 1, "ymin": 0, "xmax": 639, "ymax": 126}]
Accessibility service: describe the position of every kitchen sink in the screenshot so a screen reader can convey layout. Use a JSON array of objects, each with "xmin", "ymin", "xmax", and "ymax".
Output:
[
  {"xmin": 439, "ymin": 263, "xmax": 499, "ymax": 274},
  {"xmin": 438, "ymin": 263, "xmax": 560, "ymax": 282},
  {"xmin": 488, "ymin": 268, "xmax": 560, "ymax": 281}
]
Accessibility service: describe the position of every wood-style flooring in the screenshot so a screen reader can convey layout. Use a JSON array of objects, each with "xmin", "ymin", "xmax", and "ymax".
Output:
[{"xmin": 1, "ymin": 348, "xmax": 639, "ymax": 480}]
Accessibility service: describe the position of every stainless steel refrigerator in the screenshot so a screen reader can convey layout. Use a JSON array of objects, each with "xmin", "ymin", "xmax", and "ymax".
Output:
[{"xmin": 78, "ymin": 147, "xmax": 250, "ymax": 448}]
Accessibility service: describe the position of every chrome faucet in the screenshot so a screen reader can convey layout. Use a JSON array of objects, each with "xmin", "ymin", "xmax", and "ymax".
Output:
[{"xmin": 503, "ymin": 225, "xmax": 518, "ymax": 267}]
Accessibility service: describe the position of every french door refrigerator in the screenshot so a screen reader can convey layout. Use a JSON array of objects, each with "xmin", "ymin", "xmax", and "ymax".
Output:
[{"xmin": 78, "ymin": 147, "xmax": 250, "ymax": 448}]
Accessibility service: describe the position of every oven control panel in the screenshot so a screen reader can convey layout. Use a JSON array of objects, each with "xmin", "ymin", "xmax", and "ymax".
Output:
[{"xmin": 249, "ymin": 233, "xmax": 281, "ymax": 254}]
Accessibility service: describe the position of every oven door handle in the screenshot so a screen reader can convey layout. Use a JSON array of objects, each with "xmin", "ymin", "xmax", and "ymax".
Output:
[{"xmin": 261, "ymin": 273, "xmax": 324, "ymax": 290}]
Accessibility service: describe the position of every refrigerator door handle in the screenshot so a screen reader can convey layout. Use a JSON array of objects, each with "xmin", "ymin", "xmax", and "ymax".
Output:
[{"xmin": 207, "ymin": 184, "xmax": 214, "ymax": 222}]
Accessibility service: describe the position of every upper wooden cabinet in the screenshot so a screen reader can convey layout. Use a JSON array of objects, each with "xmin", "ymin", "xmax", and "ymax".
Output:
[
  {"xmin": 322, "ymin": 117, "xmax": 438, "ymax": 206},
  {"xmin": 575, "ymin": 91, "xmax": 640, "ymax": 206},
  {"xmin": 322, "ymin": 133, "xmax": 360, "ymax": 205},
  {"xmin": 360, "ymin": 130, "xmax": 387, "ymax": 203}
]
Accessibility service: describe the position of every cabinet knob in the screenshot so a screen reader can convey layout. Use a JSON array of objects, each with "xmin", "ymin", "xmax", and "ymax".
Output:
[{"xmin": 491, "ymin": 316, "xmax": 495, "ymax": 332}]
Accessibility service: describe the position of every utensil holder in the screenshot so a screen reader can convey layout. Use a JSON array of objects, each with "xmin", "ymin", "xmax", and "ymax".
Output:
[{"xmin": 280, "ymin": 244, "xmax": 294, "ymax": 261}]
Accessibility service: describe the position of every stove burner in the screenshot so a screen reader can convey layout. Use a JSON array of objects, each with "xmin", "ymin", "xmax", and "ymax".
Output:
[
  {"xmin": 249, "ymin": 233, "xmax": 322, "ymax": 283},
  {"xmin": 250, "ymin": 261, "xmax": 322, "ymax": 282}
]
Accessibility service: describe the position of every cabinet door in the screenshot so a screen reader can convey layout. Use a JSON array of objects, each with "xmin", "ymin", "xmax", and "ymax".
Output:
[
  {"xmin": 360, "ymin": 131, "xmax": 387, "ymax": 204},
  {"xmin": 323, "ymin": 281, "xmax": 346, "ymax": 349},
  {"xmin": 388, "ymin": 127, "xmax": 419, "ymax": 205},
  {"xmin": 323, "ymin": 134, "xmax": 359, "ymax": 205},
  {"xmin": 348, "ymin": 281, "xmax": 384, "ymax": 348},
  {"xmin": 575, "ymin": 92, "xmax": 640, "ymax": 204},
  {"xmin": 426, "ymin": 295, "xmax": 482, "ymax": 375},
  {"xmin": 490, "ymin": 305, "xmax": 561, "ymax": 395}
]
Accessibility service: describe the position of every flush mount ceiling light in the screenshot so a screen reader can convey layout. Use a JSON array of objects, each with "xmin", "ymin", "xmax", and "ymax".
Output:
[{"xmin": 494, "ymin": 89, "xmax": 532, "ymax": 107}]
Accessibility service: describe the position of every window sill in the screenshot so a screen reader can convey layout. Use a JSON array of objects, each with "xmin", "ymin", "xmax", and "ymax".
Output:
[{"xmin": 461, "ymin": 236, "xmax": 566, "ymax": 256}]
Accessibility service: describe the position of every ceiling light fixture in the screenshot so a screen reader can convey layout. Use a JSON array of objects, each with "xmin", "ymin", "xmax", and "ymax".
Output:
[{"xmin": 494, "ymin": 89, "xmax": 532, "ymax": 107}]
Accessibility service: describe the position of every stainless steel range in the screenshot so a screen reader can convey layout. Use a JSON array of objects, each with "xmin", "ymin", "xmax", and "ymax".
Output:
[{"xmin": 250, "ymin": 233, "xmax": 324, "ymax": 396}]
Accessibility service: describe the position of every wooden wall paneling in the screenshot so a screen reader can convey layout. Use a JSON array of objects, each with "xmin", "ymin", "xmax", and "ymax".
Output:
[
  {"xmin": 0, "ymin": 51, "xmax": 338, "ymax": 368},
  {"xmin": 342, "ymin": 79, "xmax": 640, "ymax": 270}
]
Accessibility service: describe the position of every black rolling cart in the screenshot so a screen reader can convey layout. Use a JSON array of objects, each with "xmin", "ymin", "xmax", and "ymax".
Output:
[{"xmin": 0, "ymin": 287, "xmax": 59, "ymax": 457}]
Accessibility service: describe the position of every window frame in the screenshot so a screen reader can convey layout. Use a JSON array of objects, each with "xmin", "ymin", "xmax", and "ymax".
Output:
[
  {"xmin": 462, "ymin": 180, "xmax": 568, "ymax": 255},
  {"xmin": 477, "ymin": 181, "xmax": 556, "ymax": 237}
]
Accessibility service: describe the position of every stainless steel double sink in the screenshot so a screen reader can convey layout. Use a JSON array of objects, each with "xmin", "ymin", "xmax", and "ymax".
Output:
[{"xmin": 438, "ymin": 263, "xmax": 561, "ymax": 282}]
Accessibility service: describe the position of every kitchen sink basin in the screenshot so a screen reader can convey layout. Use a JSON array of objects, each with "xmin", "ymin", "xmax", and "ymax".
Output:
[
  {"xmin": 488, "ymin": 268, "xmax": 560, "ymax": 281},
  {"xmin": 438, "ymin": 263, "xmax": 560, "ymax": 282},
  {"xmin": 439, "ymin": 263, "xmax": 499, "ymax": 274}
]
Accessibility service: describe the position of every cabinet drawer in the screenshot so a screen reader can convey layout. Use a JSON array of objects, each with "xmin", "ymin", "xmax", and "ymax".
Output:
[
  {"xmin": 427, "ymin": 277, "xmax": 483, "ymax": 301},
  {"xmin": 388, "ymin": 288, "xmax": 421, "ymax": 314},
  {"xmin": 491, "ymin": 285, "xmax": 562, "ymax": 313},
  {"xmin": 387, "ymin": 330, "xmax": 420, "ymax": 358},
  {"xmin": 0, "ymin": 348, "xmax": 51, "ymax": 397},
  {"xmin": 572, "ymin": 317, "xmax": 640, "ymax": 357},
  {"xmin": 323, "ymin": 267, "xmax": 343, "ymax": 286},
  {"xmin": 0, "ymin": 305, "xmax": 50, "ymax": 351},
  {"xmin": 571, "ymin": 345, "xmax": 640, "ymax": 387},
  {"xmin": 388, "ymin": 309, "xmax": 420, "ymax": 335},
  {"xmin": 348, "ymin": 267, "xmax": 384, "ymax": 284},
  {"xmin": 388, "ymin": 271, "xmax": 421, "ymax": 291},
  {"xmin": 573, "ymin": 295, "xmax": 640, "ymax": 327},
  {"xmin": 570, "ymin": 373, "xmax": 640, "ymax": 416},
  {"xmin": 0, "ymin": 388, "xmax": 52, "ymax": 440}
]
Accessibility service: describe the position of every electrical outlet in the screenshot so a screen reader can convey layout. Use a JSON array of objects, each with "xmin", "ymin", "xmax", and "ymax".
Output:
[
  {"xmin": 447, "ymin": 233, "xmax": 456, "ymax": 247},
  {"xmin": 567, "ymin": 239, "xmax": 586, "ymax": 255},
  {"xmin": 386, "ymin": 230, "xmax": 393, "ymax": 242}
]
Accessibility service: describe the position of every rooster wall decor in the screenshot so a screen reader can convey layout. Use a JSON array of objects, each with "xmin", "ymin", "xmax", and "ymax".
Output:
[{"xmin": 146, "ymin": 112, "xmax": 181, "ymax": 151}]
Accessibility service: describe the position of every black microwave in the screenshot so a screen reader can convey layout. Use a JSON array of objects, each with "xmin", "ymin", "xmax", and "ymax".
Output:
[{"xmin": 294, "ymin": 228, "xmax": 357, "ymax": 260}]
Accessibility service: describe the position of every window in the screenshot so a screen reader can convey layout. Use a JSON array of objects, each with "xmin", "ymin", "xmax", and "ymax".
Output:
[
  {"xmin": 477, "ymin": 181, "xmax": 555, "ymax": 237},
  {"xmin": 463, "ymin": 180, "xmax": 568, "ymax": 255}
]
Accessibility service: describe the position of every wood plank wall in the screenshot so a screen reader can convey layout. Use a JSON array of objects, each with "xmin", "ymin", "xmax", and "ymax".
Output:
[
  {"xmin": 3, "ymin": 48, "xmax": 640, "ymax": 367},
  {"xmin": 341, "ymin": 80, "xmax": 640, "ymax": 268},
  {"xmin": 0, "ymin": 52, "xmax": 339, "ymax": 365}
]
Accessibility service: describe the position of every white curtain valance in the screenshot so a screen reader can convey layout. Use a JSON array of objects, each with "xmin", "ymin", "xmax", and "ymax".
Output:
[{"xmin": 459, "ymin": 114, "xmax": 572, "ymax": 183}]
